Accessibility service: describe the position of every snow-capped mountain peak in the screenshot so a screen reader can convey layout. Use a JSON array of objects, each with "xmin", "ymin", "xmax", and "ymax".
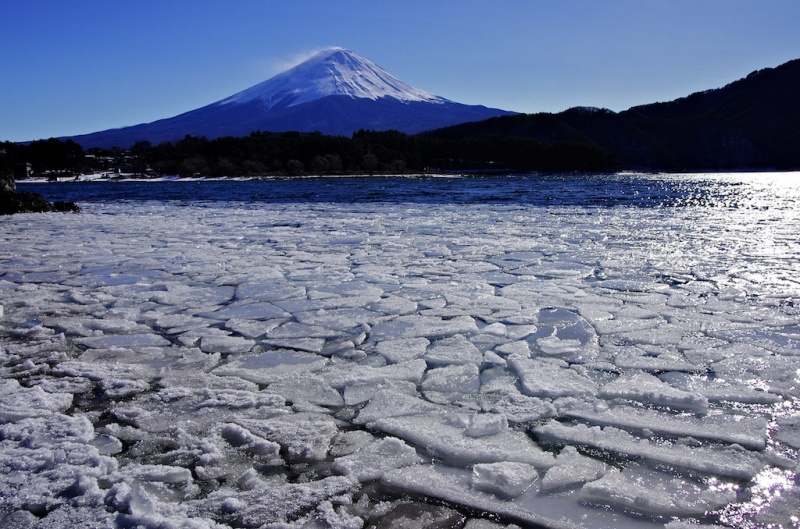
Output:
[
  {"xmin": 222, "ymin": 47, "xmax": 447, "ymax": 108},
  {"xmin": 63, "ymin": 48, "xmax": 516, "ymax": 147}
]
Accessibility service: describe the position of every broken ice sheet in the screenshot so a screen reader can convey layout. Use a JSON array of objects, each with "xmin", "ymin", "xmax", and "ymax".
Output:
[
  {"xmin": 0, "ymin": 379, "xmax": 73, "ymax": 421},
  {"xmin": 4, "ymin": 179, "xmax": 800, "ymax": 528},
  {"xmin": 508, "ymin": 355, "xmax": 597, "ymax": 398},
  {"xmin": 564, "ymin": 404, "xmax": 768, "ymax": 450},
  {"xmin": 212, "ymin": 348, "xmax": 328, "ymax": 385},
  {"xmin": 370, "ymin": 412, "xmax": 555, "ymax": 469},
  {"xmin": 540, "ymin": 445, "xmax": 607, "ymax": 492},
  {"xmin": 332, "ymin": 436, "xmax": 421, "ymax": 481},
  {"xmin": 580, "ymin": 465, "xmax": 736, "ymax": 517},
  {"xmin": 382, "ymin": 465, "xmax": 580, "ymax": 529},
  {"xmin": 598, "ymin": 371, "xmax": 709, "ymax": 414},
  {"xmin": 533, "ymin": 421, "xmax": 764, "ymax": 480},
  {"xmin": 472, "ymin": 461, "xmax": 539, "ymax": 499}
]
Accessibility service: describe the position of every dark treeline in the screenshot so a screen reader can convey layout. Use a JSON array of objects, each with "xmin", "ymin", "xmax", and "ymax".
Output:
[{"xmin": 2, "ymin": 129, "xmax": 621, "ymax": 179}]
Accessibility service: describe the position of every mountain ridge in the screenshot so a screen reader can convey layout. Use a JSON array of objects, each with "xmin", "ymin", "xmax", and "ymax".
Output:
[{"xmin": 428, "ymin": 58, "xmax": 800, "ymax": 170}]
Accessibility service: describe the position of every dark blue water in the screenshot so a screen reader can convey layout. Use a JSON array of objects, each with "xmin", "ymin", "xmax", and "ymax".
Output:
[{"xmin": 17, "ymin": 173, "xmax": 749, "ymax": 208}]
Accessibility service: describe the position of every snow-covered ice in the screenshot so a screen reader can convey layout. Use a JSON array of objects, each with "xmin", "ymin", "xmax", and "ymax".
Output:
[{"xmin": 2, "ymin": 173, "xmax": 800, "ymax": 528}]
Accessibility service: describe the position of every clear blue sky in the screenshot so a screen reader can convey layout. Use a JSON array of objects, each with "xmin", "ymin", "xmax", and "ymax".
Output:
[{"xmin": 3, "ymin": 1, "xmax": 799, "ymax": 142}]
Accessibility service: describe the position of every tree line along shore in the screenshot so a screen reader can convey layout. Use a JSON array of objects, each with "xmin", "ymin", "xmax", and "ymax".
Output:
[{"xmin": 2, "ymin": 130, "xmax": 621, "ymax": 181}]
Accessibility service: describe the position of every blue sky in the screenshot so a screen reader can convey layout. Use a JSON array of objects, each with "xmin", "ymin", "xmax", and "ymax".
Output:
[{"xmin": 3, "ymin": 1, "xmax": 799, "ymax": 142}]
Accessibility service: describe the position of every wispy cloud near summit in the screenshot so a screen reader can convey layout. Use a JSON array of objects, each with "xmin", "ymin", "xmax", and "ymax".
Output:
[{"xmin": 264, "ymin": 48, "xmax": 336, "ymax": 77}]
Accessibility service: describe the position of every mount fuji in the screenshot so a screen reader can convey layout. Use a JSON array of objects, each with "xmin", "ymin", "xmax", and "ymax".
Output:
[{"xmin": 65, "ymin": 48, "xmax": 515, "ymax": 148}]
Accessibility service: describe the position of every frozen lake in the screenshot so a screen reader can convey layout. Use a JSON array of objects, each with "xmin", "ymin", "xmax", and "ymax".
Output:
[{"xmin": 3, "ymin": 173, "xmax": 800, "ymax": 528}]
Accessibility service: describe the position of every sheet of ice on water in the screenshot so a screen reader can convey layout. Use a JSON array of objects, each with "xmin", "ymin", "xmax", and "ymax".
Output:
[{"xmin": 2, "ymin": 173, "xmax": 800, "ymax": 528}]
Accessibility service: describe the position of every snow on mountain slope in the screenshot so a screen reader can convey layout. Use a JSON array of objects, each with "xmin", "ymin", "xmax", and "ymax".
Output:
[{"xmin": 221, "ymin": 48, "xmax": 446, "ymax": 108}]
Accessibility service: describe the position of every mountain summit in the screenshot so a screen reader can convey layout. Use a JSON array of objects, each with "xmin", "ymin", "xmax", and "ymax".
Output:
[
  {"xmin": 222, "ymin": 48, "xmax": 445, "ymax": 108},
  {"xmin": 64, "ymin": 48, "xmax": 514, "ymax": 148}
]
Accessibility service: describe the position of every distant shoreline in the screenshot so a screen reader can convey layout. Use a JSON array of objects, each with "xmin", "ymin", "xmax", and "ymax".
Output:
[{"xmin": 16, "ymin": 168, "xmax": 800, "ymax": 185}]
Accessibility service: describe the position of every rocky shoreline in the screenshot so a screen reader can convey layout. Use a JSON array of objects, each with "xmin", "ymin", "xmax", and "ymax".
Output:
[{"xmin": 1, "ymin": 173, "xmax": 80, "ymax": 215}]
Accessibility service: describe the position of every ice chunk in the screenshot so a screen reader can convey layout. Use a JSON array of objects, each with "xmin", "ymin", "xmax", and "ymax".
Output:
[
  {"xmin": 332, "ymin": 437, "xmax": 421, "ymax": 481},
  {"xmin": 151, "ymin": 313, "xmax": 209, "ymax": 333},
  {"xmin": 484, "ymin": 391, "xmax": 557, "ymax": 423},
  {"xmin": 532, "ymin": 307, "xmax": 599, "ymax": 361},
  {"xmin": 594, "ymin": 316, "xmax": 660, "ymax": 335},
  {"xmin": 495, "ymin": 340, "xmax": 532, "ymax": 357},
  {"xmin": 235, "ymin": 282, "xmax": 304, "ymax": 302},
  {"xmin": 342, "ymin": 379, "xmax": 417, "ymax": 406},
  {"xmin": 361, "ymin": 499, "xmax": 465, "ymax": 529},
  {"xmin": 664, "ymin": 523, "xmax": 728, "ymax": 529},
  {"xmin": 262, "ymin": 336, "xmax": 326, "ymax": 353},
  {"xmin": 536, "ymin": 332, "xmax": 584, "ymax": 356},
  {"xmin": 0, "ymin": 380, "xmax": 73, "ymax": 422},
  {"xmin": 195, "ymin": 388, "xmax": 285, "ymax": 410},
  {"xmin": 26, "ymin": 377, "xmax": 92, "ymax": 394},
  {"xmin": 598, "ymin": 372, "xmax": 709, "ymax": 413},
  {"xmin": 188, "ymin": 475, "xmax": 357, "ymax": 527},
  {"xmin": 197, "ymin": 301, "xmax": 288, "ymax": 321},
  {"xmin": 382, "ymin": 465, "xmax": 579, "ymax": 529},
  {"xmin": 753, "ymin": 482, "xmax": 800, "ymax": 528},
  {"xmin": 53, "ymin": 360, "xmax": 156, "ymax": 385},
  {"xmin": 424, "ymin": 334, "xmax": 483, "ymax": 366},
  {"xmin": 224, "ymin": 317, "xmax": 285, "ymax": 339},
  {"xmin": 113, "ymin": 463, "xmax": 194, "ymax": 485},
  {"xmin": 370, "ymin": 315, "xmax": 479, "ymax": 340},
  {"xmin": 375, "ymin": 336, "xmax": 429, "ymax": 364},
  {"xmin": 472, "ymin": 461, "xmax": 538, "ymax": 498},
  {"xmin": 482, "ymin": 350, "xmax": 507, "ymax": 367},
  {"xmin": 219, "ymin": 423, "xmax": 282, "ymax": 460},
  {"xmin": 774, "ymin": 416, "xmax": 800, "ymax": 449},
  {"xmin": 370, "ymin": 413, "xmax": 555, "ymax": 468},
  {"xmin": 150, "ymin": 284, "xmax": 235, "ymax": 308},
  {"xmin": 368, "ymin": 294, "xmax": 418, "ymax": 315},
  {"xmin": 580, "ymin": 467, "xmax": 736, "ymax": 517},
  {"xmin": 508, "ymin": 356, "xmax": 597, "ymax": 398},
  {"xmin": 481, "ymin": 322, "xmax": 508, "ymax": 336},
  {"xmin": 157, "ymin": 372, "xmax": 259, "ymax": 393},
  {"xmin": 353, "ymin": 390, "xmax": 442, "ymax": 426},
  {"xmin": 235, "ymin": 414, "xmax": 338, "ymax": 461},
  {"xmin": 294, "ymin": 307, "xmax": 386, "ymax": 331},
  {"xmin": 540, "ymin": 446, "xmax": 607, "ymax": 492},
  {"xmin": 0, "ymin": 413, "xmax": 95, "ymax": 446},
  {"xmin": 564, "ymin": 405, "xmax": 768, "ymax": 450},
  {"xmin": 267, "ymin": 321, "xmax": 343, "ymax": 339},
  {"xmin": 712, "ymin": 354, "xmax": 800, "ymax": 397},
  {"xmin": 91, "ymin": 434, "xmax": 123, "ymax": 455},
  {"xmin": 322, "ymin": 358, "xmax": 427, "ymax": 389},
  {"xmin": 268, "ymin": 375, "xmax": 344, "ymax": 407},
  {"xmin": 329, "ymin": 430, "xmax": 376, "ymax": 458},
  {"xmin": 465, "ymin": 520, "xmax": 522, "ymax": 529},
  {"xmin": 421, "ymin": 363, "xmax": 480, "ymax": 404},
  {"xmin": 199, "ymin": 334, "xmax": 255, "ymax": 354},
  {"xmin": 100, "ymin": 377, "xmax": 151, "ymax": 399},
  {"xmin": 213, "ymin": 349, "xmax": 327, "ymax": 385},
  {"xmin": 613, "ymin": 347, "xmax": 705, "ymax": 372},
  {"xmin": 465, "ymin": 413, "xmax": 508, "ymax": 438},
  {"xmin": 533, "ymin": 422, "xmax": 763, "ymax": 480},
  {"xmin": 77, "ymin": 333, "xmax": 170, "ymax": 349},
  {"xmin": 659, "ymin": 371, "xmax": 782, "ymax": 404}
]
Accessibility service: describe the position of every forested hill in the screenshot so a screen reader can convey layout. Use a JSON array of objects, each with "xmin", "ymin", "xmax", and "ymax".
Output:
[{"xmin": 427, "ymin": 58, "xmax": 800, "ymax": 171}]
